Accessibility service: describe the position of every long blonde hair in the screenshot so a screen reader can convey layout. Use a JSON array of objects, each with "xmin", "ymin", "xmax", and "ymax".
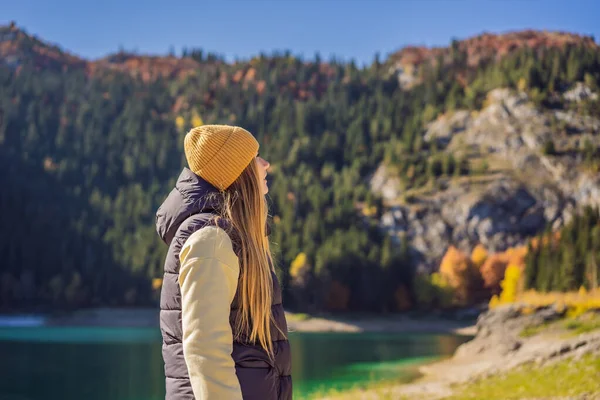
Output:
[{"xmin": 218, "ymin": 158, "xmax": 277, "ymax": 357}]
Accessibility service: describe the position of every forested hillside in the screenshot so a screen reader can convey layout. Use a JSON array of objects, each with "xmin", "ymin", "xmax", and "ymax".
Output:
[{"xmin": 1, "ymin": 23, "xmax": 599, "ymax": 312}]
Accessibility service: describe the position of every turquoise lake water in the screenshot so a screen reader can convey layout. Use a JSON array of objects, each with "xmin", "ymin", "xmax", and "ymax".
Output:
[{"xmin": 0, "ymin": 324, "xmax": 470, "ymax": 399}]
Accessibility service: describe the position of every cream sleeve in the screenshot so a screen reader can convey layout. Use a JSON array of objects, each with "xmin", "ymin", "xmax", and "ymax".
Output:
[{"xmin": 178, "ymin": 226, "xmax": 242, "ymax": 400}]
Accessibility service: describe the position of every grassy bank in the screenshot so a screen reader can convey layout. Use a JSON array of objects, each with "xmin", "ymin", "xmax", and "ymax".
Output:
[
  {"xmin": 447, "ymin": 354, "xmax": 600, "ymax": 400},
  {"xmin": 520, "ymin": 312, "xmax": 600, "ymax": 338},
  {"xmin": 314, "ymin": 353, "xmax": 600, "ymax": 400}
]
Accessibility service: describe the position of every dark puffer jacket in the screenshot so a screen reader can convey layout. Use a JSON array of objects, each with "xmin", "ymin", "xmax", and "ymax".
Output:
[{"xmin": 156, "ymin": 167, "xmax": 292, "ymax": 400}]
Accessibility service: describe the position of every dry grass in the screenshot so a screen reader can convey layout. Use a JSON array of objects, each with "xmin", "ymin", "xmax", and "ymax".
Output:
[
  {"xmin": 515, "ymin": 288, "xmax": 600, "ymax": 316},
  {"xmin": 447, "ymin": 354, "xmax": 600, "ymax": 400}
]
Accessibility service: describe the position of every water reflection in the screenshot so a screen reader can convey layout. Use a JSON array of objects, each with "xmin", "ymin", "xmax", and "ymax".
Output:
[{"xmin": 289, "ymin": 332, "xmax": 470, "ymax": 398}]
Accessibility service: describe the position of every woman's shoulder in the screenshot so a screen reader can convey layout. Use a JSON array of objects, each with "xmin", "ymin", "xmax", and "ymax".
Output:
[{"xmin": 182, "ymin": 225, "xmax": 238, "ymax": 267}]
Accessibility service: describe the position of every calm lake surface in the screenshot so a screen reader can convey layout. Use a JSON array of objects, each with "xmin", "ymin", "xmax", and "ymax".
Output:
[{"xmin": 0, "ymin": 324, "xmax": 470, "ymax": 400}]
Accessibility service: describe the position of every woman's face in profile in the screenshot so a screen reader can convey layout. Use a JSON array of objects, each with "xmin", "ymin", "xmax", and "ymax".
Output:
[{"xmin": 256, "ymin": 155, "xmax": 270, "ymax": 195}]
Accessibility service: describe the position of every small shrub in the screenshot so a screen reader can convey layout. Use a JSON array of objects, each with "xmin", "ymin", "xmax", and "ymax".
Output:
[{"xmin": 543, "ymin": 139, "xmax": 556, "ymax": 156}]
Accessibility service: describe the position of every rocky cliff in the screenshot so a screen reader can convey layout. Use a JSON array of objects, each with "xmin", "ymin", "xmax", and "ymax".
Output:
[{"xmin": 370, "ymin": 87, "xmax": 600, "ymax": 271}]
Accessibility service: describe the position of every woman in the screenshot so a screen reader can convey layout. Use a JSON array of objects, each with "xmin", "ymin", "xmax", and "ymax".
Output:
[{"xmin": 156, "ymin": 125, "xmax": 292, "ymax": 400}]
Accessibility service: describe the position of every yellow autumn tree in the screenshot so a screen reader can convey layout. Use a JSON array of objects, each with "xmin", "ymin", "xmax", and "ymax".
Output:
[
  {"xmin": 361, "ymin": 205, "xmax": 378, "ymax": 217},
  {"xmin": 191, "ymin": 111, "xmax": 204, "ymax": 127},
  {"xmin": 152, "ymin": 278, "xmax": 163, "ymax": 290},
  {"xmin": 175, "ymin": 115, "xmax": 185, "ymax": 131},
  {"xmin": 499, "ymin": 264, "xmax": 521, "ymax": 304},
  {"xmin": 290, "ymin": 252, "xmax": 308, "ymax": 279},
  {"xmin": 517, "ymin": 77, "xmax": 528, "ymax": 92}
]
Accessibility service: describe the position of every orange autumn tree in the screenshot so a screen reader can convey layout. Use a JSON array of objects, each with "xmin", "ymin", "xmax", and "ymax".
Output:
[
  {"xmin": 439, "ymin": 246, "xmax": 483, "ymax": 306},
  {"xmin": 471, "ymin": 244, "xmax": 488, "ymax": 268},
  {"xmin": 505, "ymin": 245, "xmax": 528, "ymax": 267},
  {"xmin": 480, "ymin": 245, "xmax": 528, "ymax": 296},
  {"xmin": 480, "ymin": 253, "xmax": 509, "ymax": 295}
]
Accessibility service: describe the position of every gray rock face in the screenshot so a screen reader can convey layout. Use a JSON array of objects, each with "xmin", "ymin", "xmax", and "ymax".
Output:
[
  {"xmin": 369, "ymin": 165, "xmax": 404, "ymax": 202},
  {"xmin": 424, "ymin": 110, "xmax": 471, "ymax": 148},
  {"xmin": 455, "ymin": 304, "xmax": 565, "ymax": 358},
  {"xmin": 563, "ymin": 82, "xmax": 599, "ymax": 102},
  {"xmin": 370, "ymin": 88, "xmax": 600, "ymax": 271},
  {"xmin": 446, "ymin": 306, "xmax": 600, "ymax": 390},
  {"xmin": 424, "ymin": 89, "xmax": 554, "ymax": 154},
  {"xmin": 455, "ymin": 306, "xmax": 523, "ymax": 358},
  {"xmin": 372, "ymin": 173, "xmax": 568, "ymax": 271}
]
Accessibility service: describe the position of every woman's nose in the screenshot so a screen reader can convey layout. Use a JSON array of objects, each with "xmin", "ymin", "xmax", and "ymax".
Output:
[{"xmin": 259, "ymin": 157, "xmax": 270, "ymax": 170}]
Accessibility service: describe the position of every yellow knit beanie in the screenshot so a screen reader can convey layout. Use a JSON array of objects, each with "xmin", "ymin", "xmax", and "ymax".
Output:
[{"xmin": 184, "ymin": 125, "xmax": 259, "ymax": 191}]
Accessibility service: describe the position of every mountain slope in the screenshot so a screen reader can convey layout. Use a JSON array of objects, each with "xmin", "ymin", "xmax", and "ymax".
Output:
[
  {"xmin": 371, "ymin": 87, "xmax": 600, "ymax": 271},
  {"xmin": 387, "ymin": 30, "xmax": 598, "ymax": 88},
  {"xmin": 1, "ymin": 23, "xmax": 599, "ymax": 312}
]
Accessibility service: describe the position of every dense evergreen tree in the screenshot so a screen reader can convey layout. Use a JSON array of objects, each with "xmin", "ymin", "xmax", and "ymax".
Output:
[
  {"xmin": 526, "ymin": 207, "xmax": 600, "ymax": 292},
  {"xmin": 1, "ymin": 35, "xmax": 599, "ymax": 311}
]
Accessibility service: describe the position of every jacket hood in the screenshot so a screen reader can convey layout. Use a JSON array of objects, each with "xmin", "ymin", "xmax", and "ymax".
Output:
[{"xmin": 156, "ymin": 168, "xmax": 221, "ymax": 246}]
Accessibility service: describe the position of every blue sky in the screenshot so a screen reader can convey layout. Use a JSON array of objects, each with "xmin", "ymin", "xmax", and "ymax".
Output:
[{"xmin": 1, "ymin": 0, "xmax": 598, "ymax": 65}]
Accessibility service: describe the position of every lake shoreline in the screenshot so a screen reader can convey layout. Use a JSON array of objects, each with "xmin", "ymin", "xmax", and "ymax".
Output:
[
  {"xmin": 319, "ymin": 305, "xmax": 600, "ymax": 400},
  {"xmin": 286, "ymin": 312, "xmax": 477, "ymax": 335},
  {"xmin": 2, "ymin": 308, "xmax": 478, "ymax": 335}
]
